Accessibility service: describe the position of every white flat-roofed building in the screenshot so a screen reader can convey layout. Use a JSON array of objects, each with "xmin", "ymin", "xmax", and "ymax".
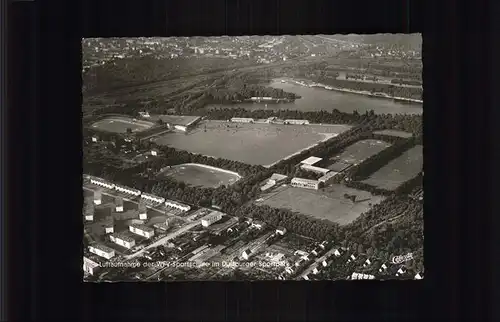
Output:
[
  {"xmin": 284, "ymin": 119, "xmax": 310, "ymax": 125},
  {"xmin": 276, "ymin": 227, "xmax": 287, "ymax": 235},
  {"xmin": 230, "ymin": 117, "xmax": 255, "ymax": 123},
  {"xmin": 89, "ymin": 243, "xmax": 115, "ymax": 259},
  {"xmin": 110, "ymin": 233, "xmax": 136, "ymax": 249},
  {"xmin": 139, "ymin": 212, "xmax": 148, "ymax": 220},
  {"xmin": 104, "ymin": 225, "xmax": 114, "ymax": 234},
  {"xmin": 90, "ymin": 177, "xmax": 115, "ymax": 190},
  {"xmin": 318, "ymin": 171, "xmax": 338, "ymax": 185},
  {"xmin": 150, "ymin": 149, "xmax": 159, "ymax": 156},
  {"xmin": 91, "ymin": 135, "xmax": 99, "ymax": 142},
  {"xmin": 141, "ymin": 193, "xmax": 165, "ymax": 204},
  {"xmin": 291, "ymin": 177, "xmax": 320, "ymax": 190},
  {"xmin": 83, "ymin": 257, "xmax": 100, "ymax": 275},
  {"xmin": 84, "ymin": 214, "xmax": 94, "ymax": 221},
  {"xmin": 129, "ymin": 224, "xmax": 155, "ymax": 239},
  {"xmin": 201, "ymin": 211, "xmax": 224, "ymax": 227},
  {"xmin": 300, "ymin": 164, "xmax": 331, "ymax": 175},
  {"xmin": 165, "ymin": 199, "xmax": 191, "ymax": 212},
  {"xmin": 174, "ymin": 125, "xmax": 187, "ymax": 132},
  {"xmin": 300, "ymin": 156, "xmax": 323, "ymax": 166},
  {"xmin": 114, "ymin": 185, "xmax": 141, "ymax": 196}
]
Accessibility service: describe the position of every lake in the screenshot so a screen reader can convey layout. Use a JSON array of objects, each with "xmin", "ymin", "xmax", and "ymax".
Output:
[{"xmin": 206, "ymin": 78, "xmax": 423, "ymax": 115}]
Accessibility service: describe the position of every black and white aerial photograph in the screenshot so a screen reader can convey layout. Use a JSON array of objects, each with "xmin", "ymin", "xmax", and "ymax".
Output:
[{"xmin": 82, "ymin": 34, "xmax": 423, "ymax": 282}]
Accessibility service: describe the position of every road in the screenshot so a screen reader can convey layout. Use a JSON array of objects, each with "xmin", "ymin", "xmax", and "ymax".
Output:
[
  {"xmin": 125, "ymin": 221, "xmax": 200, "ymax": 260},
  {"xmin": 83, "ymin": 185, "xmax": 188, "ymax": 223},
  {"xmin": 296, "ymin": 246, "xmax": 340, "ymax": 279}
]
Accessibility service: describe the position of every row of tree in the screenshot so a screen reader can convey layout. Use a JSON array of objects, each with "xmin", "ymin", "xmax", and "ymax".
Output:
[{"xmin": 315, "ymin": 76, "xmax": 423, "ymax": 100}]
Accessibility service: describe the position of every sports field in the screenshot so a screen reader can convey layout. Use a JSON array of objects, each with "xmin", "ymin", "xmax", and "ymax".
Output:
[
  {"xmin": 362, "ymin": 145, "xmax": 423, "ymax": 190},
  {"xmin": 152, "ymin": 121, "xmax": 352, "ymax": 166},
  {"xmin": 258, "ymin": 185, "xmax": 384, "ymax": 225},
  {"xmin": 158, "ymin": 163, "xmax": 241, "ymax": 188},
  {"xmin": 91, "ymin": 116, "xmax": 155, "ymax": 134},
  {"xmin": 373, "ymin": 129, "xmax": 413, "ymax": 138},
  {"xmin": 329, "ymin": 139, "xmax": 391, "ymax": 165}
]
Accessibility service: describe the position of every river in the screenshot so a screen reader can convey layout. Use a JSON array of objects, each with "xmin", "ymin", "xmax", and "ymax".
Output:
[{"xmin": 206, "ymin": 78, "xmax": 423, "ymax": 115}]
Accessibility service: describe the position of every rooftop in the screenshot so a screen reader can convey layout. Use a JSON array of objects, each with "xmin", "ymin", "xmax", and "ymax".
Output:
[
  {"xmin": 269, "ymin": 173, "xmax": 288, "ymax": 181},
  {"xmin": 300, "ymin": 156, "xmax": 323, "ymax": 165},
  {"xmin": 89, "ymin": 243, "xmax": 115, "ymax": 254},
  {"xmin": 111, "ymin": 233, "xmax": 136, "ymax": 243},
  {"xmin": 291, "ymin": 177, "xmax": 320, "ymax": 184},
  {"xmin": 130, "ymin": 224, "xmax": 155, "ymax": 233}
]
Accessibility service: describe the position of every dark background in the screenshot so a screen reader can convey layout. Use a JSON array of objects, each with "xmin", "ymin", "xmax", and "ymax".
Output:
[{"xmin": 7, "ymin": 0, "xmax": 496, "ymax": 321}]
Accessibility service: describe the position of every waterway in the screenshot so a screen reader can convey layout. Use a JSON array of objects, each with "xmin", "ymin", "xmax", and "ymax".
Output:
[{"xmin": 206, "ymin": 78, "xmax": 423, "ymax": 115}]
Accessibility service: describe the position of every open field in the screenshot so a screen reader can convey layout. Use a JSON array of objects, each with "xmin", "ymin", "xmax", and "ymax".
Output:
[
  {"xmin": 258, "ymin": 185, "xmax": 384, "ymax": 225},
  {"xmin": 91, "ymin": 116, "xmax": 155, "ymax": 134},
  {"xmin": 148, "ymin": 114, "xmax": 201, "ymax": 126},
  {"xmin": 328, "ymin": 139, "xmax": 391, "ymax": 165},
  {"xmin": 362, "ymin": 145, "xmax": 423, "ymax": 190},
  {"xmin": 373, "ymin": 129, "xmax": 413, "ymax": 138},
  {"xmin": 152, "ymin": 120, "xmax": 351, "ymax": 166},
  {"xmin": 158, "ymin": 163, "xmax": 241, "ymax": 188}
]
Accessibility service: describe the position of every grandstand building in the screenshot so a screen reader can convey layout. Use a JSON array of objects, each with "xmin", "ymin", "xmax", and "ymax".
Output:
[
  {"xmin": 230, "ymin": 117, "xmax": 255, "ymax": 123},
  {"xmin": 291, "ymin": 177, "xmax": 320, "ymax": 190},
  {"xmin": 318, "ymin": 171, "xmax": 338, "ymax": 185},
  {"xmin": 83, "ymin": 257, "xmax": 100, "ymax": 275},
  {"xmin": 129, "ymin": 224, "xmax": 155, "ymax": 239},
  {"xmin": 141, "ymin": 193, "xmax": 165, "ymax": 204},
  {"xmin": 165, "ymin": 199, "xmax": 191, "ymax": 212},
  {"xmin": 300, "ymin": 156, "xmax": 322, "ymax": 166},
  {"xmin": 88, "ymin": 243, "xmax": 115, "ymax": 260},
  {"xmin": 284, "ymin": 119, "xmax": 310, "ymax": 125},
  {"xmin": 201, "ymin": 211, "xmax": 224, "ymax": 227},
  {"xmin": 300, "ymin": 164, "xmax": 331, "ymax": 175},
  {"xmin": 114, "ymin": 184, "xmax": 141, "ymax": 196},
  {"xmin": 90, "ymin": 177, "xmax": 115, "ymax": 190},
  {"xmin": 110, "ymin": 233, "xmax": 136, "ymax": 249}
]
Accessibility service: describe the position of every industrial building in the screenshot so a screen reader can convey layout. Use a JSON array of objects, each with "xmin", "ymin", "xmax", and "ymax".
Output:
[
  {"xmin": 129, "ymin": 224, "xmax": 155, "ymax": 239},
  {"xmin": 291, "ymin": 177, "xmax": 320, "ymax": 190},
  {"xmin": 114, "ymin": 185, "xmax": 141, "ymax": 196},
  {"xmin": 89, "ymin": 243, "xmax": 116, "ymax": 259},
  {"xmin": 90, "ymin": 177, "xmax": 115, "ymax": 190},
  {"xmin": 208, "ymin": 217, "xmax": 239, "ymax": 235},
  {"xmin": 110, "ymin": 233, "xmax": 136, "ymax": 249},
  {"xmin": 284, "ymin": 119, "xmax": 310, "ymax": 125},
  {"xmin": 165, "ymin": 199, "xmax": 191, "ymax": 212},
  {"xmin": 141, "ymin": 193, "xmax": 165, "ymax": 204},
  {"xmin": 83, "ymin": 257, "xmax": 100, "ymax": 275},
  {"xmin": 201, "ymin": 211, "xmax": 224, "ymax": 227},
  {"xmin": 318, "ymin": 171, "xmax": 339, "ymax": 185},
  {"xmin": 230, "ymin": 117, "xmax": 255, "ymax": 123},
  {"xmin": 300, "ymin": 164, "xmax": 331, "ymax": 175}
]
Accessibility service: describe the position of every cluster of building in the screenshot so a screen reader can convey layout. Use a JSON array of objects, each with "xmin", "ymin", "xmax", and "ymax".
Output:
[
  {"xmin": 350, "ymin": 272, "xmax": 375, "ymax": 280},
  {"xmin": 165, "ymin": 199, "xmax": 191, "ymax": 212},
  {"xmin": 290, "ymin": 157, "xmax": 343, "ymax": 190}
]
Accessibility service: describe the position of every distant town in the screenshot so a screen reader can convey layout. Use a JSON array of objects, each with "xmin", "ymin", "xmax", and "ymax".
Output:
[{"xmin": 82, "ymin": 34, "xmax": 423, "ymax": 281}]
